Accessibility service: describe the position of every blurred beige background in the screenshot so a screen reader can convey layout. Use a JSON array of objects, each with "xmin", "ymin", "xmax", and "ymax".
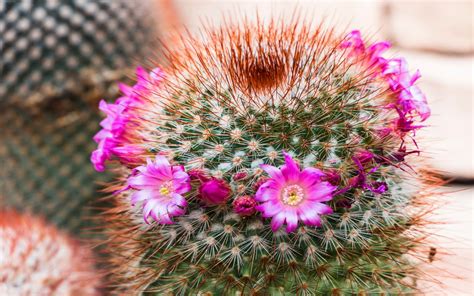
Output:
[{"xmin": 154, "ymin": 1, "xmax": 473, "ymax": 294}]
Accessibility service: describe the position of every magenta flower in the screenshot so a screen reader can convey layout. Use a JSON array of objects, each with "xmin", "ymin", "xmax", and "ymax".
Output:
[
  {"xmin": 198, "ymin": 178, "xmax": 231, "ymax": 205},
  {"xmin": 340, "ymin": 30, "xmax": 365, "ymax": 56},
  {"xmin": 233, "ymin": 195, "xmax": 257, "ymax": 216},
  {"xmin": 367, "ymin": 41, "xmax": 390, "ymax": 69},
  {"xmin": 188, "ymin": 168, "xmax": 210, "ymax": 182},
  {"xmin": 253, "ymin": 176, "xmax": 269, "ymax": 191},
  {"xmin": 400, "ymin": 85, "xmax": 430, "ymax": 122},
  {"xmin": 383, "ymin": 58, "xmax": 430, "ymax": 121},
  {"xmin": 91, "ymin": 101, "xmax": 126, "ymax": 171},
  {"xmin": 127, "ymin": 156, "xmax": 191, "ymax": 224},
  {"xmin": 233, "ymin": 171, "xmax": 249, "ymax": 181},
  {"xmin": 255, "ymin": 152, "xmax": 335, "ymax": 233},
  {"xmin": 91, "ymin": 67, "xmax": 163, "ymax": 171},
  {"xmin": 353, "ymin": 149, "xmax": 374, "ymax": 164},
  {"xmin": 375, "ymin": 144, "xmax": 420, "ymax": 166},
  {"xmin": 341, "ymin": 30, "xmax": 390, "ymax": 71},
  {"xmin": 395, "ymin": 108, "xmax": 423, "ymax": 134},
  {"xmin": 367, "ymin": 41, "xmax": 391, "ymax": 61},
  {"xmin": 322, "ymin": 169, "xmax": 341, "ymax": 186},
  {"xmin": 337, "ymin": 156, "xmax": 387, "ymax": 196},
  {"xmin": 341, "ymin": 29, "xmax": 430, "ymax": 137},
  {"xmin": 111, "ymin": 144, "xmax": 146, "ymax": 164}
]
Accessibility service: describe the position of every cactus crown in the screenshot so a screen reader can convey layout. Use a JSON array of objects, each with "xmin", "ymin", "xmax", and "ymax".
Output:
[{"xmin": 94, "ymin": 18, "xmax": 435, "ymax": 295}]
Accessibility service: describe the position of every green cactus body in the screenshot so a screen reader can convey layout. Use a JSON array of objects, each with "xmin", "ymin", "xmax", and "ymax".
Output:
[{"xmin": 97, "ymin": 19, "xmax": 436, "ymax": 295}]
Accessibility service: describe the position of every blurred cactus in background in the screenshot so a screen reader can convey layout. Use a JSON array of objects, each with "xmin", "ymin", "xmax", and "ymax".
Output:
[
  {"xmin": 0, "ymin": 210, "xmax": 99, "ymax": 295},
  {"xmin": 0, "ymin": 0, "xmax": 159, "ymax": 235},
  {"xmin": 96, "ymin": 17, "xmax": 440, "ymax": 295}
]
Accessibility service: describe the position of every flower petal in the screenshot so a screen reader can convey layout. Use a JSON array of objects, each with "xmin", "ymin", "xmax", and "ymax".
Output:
[
  {"xmin": 148, "ymin": 156, "xmax": 172, "ymax": 178},
  {"xmin": 281, "ymin": 152, "xmax": 300, "ymax": 182},
  {"xmin": 255, "ymin": 183, "xmax": 279, "ymax": 202},
  {"xmin": 155, "ymin": 211, "xmax": 173, "ymax": 225},
  {"xmin": 313, "ymin": 202, "xmax": 333, "ymax": 215},
  {"xmin": 172, "ymin": 170, "xmax": 191, "ymax": 194},
  {"xmin": 171, "ymin": 193, "xmax": 187, "ymax": 208},
  {"xmin": 142, "ymin": 199, "xmax": 159, "ymax": 224},
  {"xmin": 168, "ymin": 204, "xmax": 186, "ymax": 217},
  {"xmin": 260, "ymin": 164, "xmax": 285, "ymax": 184},
  {"xmin": 271, "ymin": 212, "xmax": 286, "ymax": 232},
  {"xmin": 130, "ymin": 190, "xmax": 153, "ymax": 205},
  {"xmin": 118, "ymin": 82, "xmax": 133, "ymax": 97},
  {"xmin": 299, "ymin": 167, "xmax": 324, "ymax": 187},
  {"xmin": 255, "ymin": 200, "xmax": 283, "ymax": 218},
  {"xmin": 306, "ymin": 182, "xmax": 336, "ymax": 202},
  {"xmin": 127, "ymin": 174, "xmax": 160, "ymax": 190},
  {"xmin": 285, "ymin": 210, "xmax": 298, "ymax": 233},
  {"xmin": 298, "ymin": 209, "xmax": 322, "ymax": 227},
  {"xmin": 90, "ymin": 148, "xmax": 107, "ymax": 172}
]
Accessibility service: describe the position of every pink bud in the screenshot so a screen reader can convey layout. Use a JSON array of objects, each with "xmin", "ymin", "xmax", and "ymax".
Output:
[
  {"xmin": 233, "ymin": 171, "xmax": 248, "ymax": 181},
  {"xmin": 253, "ymin": 176, "xmax": 269, "ymax": 191},
  {"xmin": 188, "ymin": 169, "xmax": 210, "ymax": 182},
  {"xmin": 353, "ymin": 149, "xmax": 374, "ymax": 164},
  {"xmin": 233, "ymin": 196, "xmax": 257, "ymax": 216},
  {"xmin": 323, "ymin": 169, "xmax": 341, "ymax": 186},
  {"xmin": 198, "ymin": 179, "xmax": 231, "ymax": 205},
  {"xmin": 336, "ymin": 198, "xmax": 353, "ymax": 209}
]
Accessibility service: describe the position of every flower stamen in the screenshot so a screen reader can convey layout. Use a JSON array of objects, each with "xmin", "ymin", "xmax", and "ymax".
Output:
[
  {"xmin": 282, "ymin": 185, "xmax": 305, "ymax": 206},
  {"xmin": 159, "ymin": 182, "xmax": 173, "ymax": 197}
]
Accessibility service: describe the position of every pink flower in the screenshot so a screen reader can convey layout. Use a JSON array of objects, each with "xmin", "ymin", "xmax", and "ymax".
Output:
[
  {"xmin": 367, "ymin": 41, "xmax": 391, "ymax": 61},
  {"xmin": 395, "ymin": 108, "xmax": 423, "ymax": 134},
  {"xmin": 91, "ymin": 101, "xmax": 127, "ymax": 171},
  {"xmin": 367, "ymin": 41, "xmax": 390, "ymax": 70},
  {"xmin": 383, "ymin": 58, "xmax": 430, "ymax": 121},
  {"xmin": 341, "ymin": 30, "xmax": 390, "ymax": 71},
  {"xmin": 399, "ymin": 84, "xmax": 431, "ymax": 122},
  {"xmin": 255, "ymin": 152, "xmax": 335, "ymax": 233},
  {"xmin": 233, "ymin": 196, "xmax": 257, "ymax": 216},
  {"xmin": 198, "ymin": 179, "xmax": 231, "ymax": 205},
  {"xmin": 337, "ymin": 156, "xmax": 387, "ymax": 196},
  {"xmin": 341, "ymin": 29, "xmax": 430, "ymax": 137},
  {"xmin": 188, "ymin": 169, "xmax": 210, "ymax": 182},
  {"xmin": 383, "ymin": 58, "xmax": 409, "ymax": 90},
  {"xmin": 353, "ymin": 149, "xmax": 374, "ymax": 164},
  {"xmin": 233, "ymin": 171, "xmax": 249, "ymax": 181},
  {"xmin": 111, "ymin": 144, "xmax": 146, "ymax": 164},
  {"xmin": 340, "ymin": 30, "xmax": 365, "ymax": 56},
  {"xmin": 322, "ymin": 169, "xmax": 341, "ymax": 186},
  {"xmin": 127, "ymin": 156, "xmax": 191, "ymax": 224},
  {"xmin": 91, "ymin": 67, "xmax": 164, "ymax": 171},
  {"xmin": 253, "ymin": 176, "xmax": 269, "ymax": 191}
]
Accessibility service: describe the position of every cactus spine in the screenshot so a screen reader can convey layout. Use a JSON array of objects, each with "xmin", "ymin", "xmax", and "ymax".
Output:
[{"xmin": 94, "ymin": 18, "xmax": 438, "ymax": 295}]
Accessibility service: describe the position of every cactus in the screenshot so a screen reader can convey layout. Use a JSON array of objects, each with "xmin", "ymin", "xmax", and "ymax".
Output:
[
  {"xmin": 94, "ymin": 19, "xmax": 440, "ymax": 295},
  {"xmin": 0, "ymin": 210, "xmax": 99, "ymax": 295}
]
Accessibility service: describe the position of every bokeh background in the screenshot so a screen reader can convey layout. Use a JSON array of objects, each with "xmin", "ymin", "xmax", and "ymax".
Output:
[{"xmin": 1, "ymin": 0, "xmax": 472, "ymax": 294}]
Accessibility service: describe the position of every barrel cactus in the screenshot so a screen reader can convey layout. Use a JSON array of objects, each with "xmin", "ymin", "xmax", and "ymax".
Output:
[
  {"xmin": 0, "ymin": 210, "xmax": 99, "ymax": 295},
  {"xmin": 93, "ymin": 19, "xmax": 438, "ymax": 295}
]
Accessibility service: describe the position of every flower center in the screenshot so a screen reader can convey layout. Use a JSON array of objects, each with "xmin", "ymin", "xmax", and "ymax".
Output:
[
  {"xmin": 159, "ymin": 187, "xmax": 170, "ymax": 196},
  {"xmin": 281, "ymin": 184, "xmax": 305, "ymax": 206},
  {"xmin": 159, "ymin": 182, "xmax": 173, "ymax": 197}
]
